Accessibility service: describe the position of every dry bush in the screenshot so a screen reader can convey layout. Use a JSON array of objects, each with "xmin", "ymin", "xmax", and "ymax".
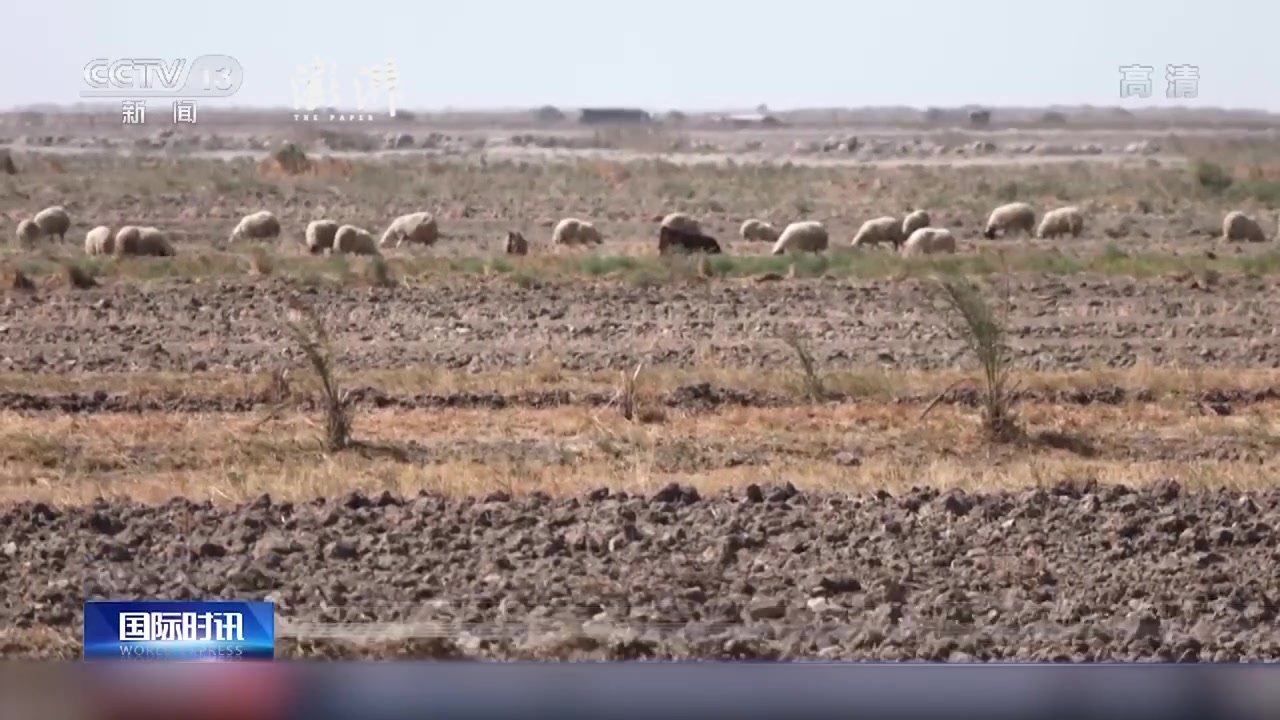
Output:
[
  {"xmin": 0, "ymin": 149, "xmax": 16, "ymax": 175},
  {"xmin": 932, "ymin": 275, "xmax": 1021, "ymax": 443},
  {"xmin": 611, "ymin": 362, "xmax": 665, "ymax": 424},
  {"xmin": 63, "ymin": 263, "xmax": 98, "ymax": 290},
  {"xmin": 273, "ymin": 144, "xmax": 311, "ymax": 175},
  {"xmin": 281, "ymin": 297, "xmax": 353, "ymax": 452},
  {"xmin": 780, "ymin": 328, "xmax": 826, "ymax": 401}
]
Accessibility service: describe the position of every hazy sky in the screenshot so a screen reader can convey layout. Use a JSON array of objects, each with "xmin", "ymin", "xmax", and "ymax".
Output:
[{"xmin": 4, "ymin": 0, "xmax": 1275, "ymax": 112}]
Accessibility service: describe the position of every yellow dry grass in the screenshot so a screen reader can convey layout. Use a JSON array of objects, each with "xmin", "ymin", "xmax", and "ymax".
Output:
[
  {"xmin": 0, "ymin": 359, "xmax": 1277, "ymax": 403},
  {"xmin": 2, "ymin": 398, "xmax": 1278, "ymax": 505}
]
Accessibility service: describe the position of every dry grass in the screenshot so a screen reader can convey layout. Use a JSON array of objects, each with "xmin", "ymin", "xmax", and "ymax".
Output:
[
  {"xmin": 1, "ymin": 361, "xmax": 1278, "ymax": 404},
  {"xmin": 1, "ymin": 399, "xmax": 1278, "ymax": 504}
]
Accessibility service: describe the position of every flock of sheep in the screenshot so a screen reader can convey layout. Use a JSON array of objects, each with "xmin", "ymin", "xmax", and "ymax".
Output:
[
  {"xmin": 8, "ymin": 202, "xmax": 1278, "ymax": 263},
  {"xmin": 533, "ymin": 203, "xmax": 1275, "ymax": 257}
]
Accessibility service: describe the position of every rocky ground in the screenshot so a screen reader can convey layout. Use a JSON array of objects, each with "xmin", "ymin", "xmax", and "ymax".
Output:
[{"xmin": 3, "ymin": 481, "xmax": 1278, "ymax": 660}]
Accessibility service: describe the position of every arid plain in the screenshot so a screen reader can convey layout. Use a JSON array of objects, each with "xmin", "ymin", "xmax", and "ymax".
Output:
[{"xmin": 1, "ymin": 106, "xmax": 1279, "ymax": 660}]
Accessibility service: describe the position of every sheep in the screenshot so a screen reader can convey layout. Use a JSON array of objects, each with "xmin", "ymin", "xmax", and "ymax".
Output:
[
  {"xmin": 902, "ymin": 209, "xmax": 931, "ymax": 239},
  {"xmin": 902, "ymin": 227, "xmax": 957, "ymax": 256},
  {"xmin": 305, "ymin": 219, "xmax": 340, "ymax": 255},
  {"xmin": 114, "ymin": 226, "xmax": 175, "ymax": 257},
  {"xmin": 660, "ymin": 212, "xmax": 702, "ymax": 235},
  {"xmin": 84, "ymin": 225, "xmax": 114, "ymax": 256},
  {"xmin": 229, "ymin": 210, "xmax": 282, "ymax": 242},
  {"xmin": 1222, "ymin": 210, "xmax": 1268, "ymax": 243},
  {"xmin": 851, "ymin": 216, "xmax": 903, "ymax": 248},
  {"xmin": 380, "ymin": 211, "xmax": 439, "ymax": 248},
  {"xmin": 333, "ymin": 224, "xmax": 380, "ymax": 255},
  {"xmin": 658, "ymin": 225, "xmax": 722, "ymax": 255},
  {"xmin": 739, "ymin": 218, "xmax": 779, "ymax": 243},
  {"xmin": 771, "ymin": 220, "xmax": 829, "ymax": 255},
  {"xmin": 14, "ymin": 219, "xmax": 41, "ymax": 246},
  {"xmin": 1036, "ymin": 206, "xmax": 1085, "ymax": 239},
  {"xmin": 551, "ymin": 217, "xmax": 603, "ymax": 246},
  {"xmin": 982, "ymin": 202, "xmax": 1036, "ymax": 239},
  {"xmin": 33, "ymin": 205, "xmax": 71, "ymax": 241},
  {"xmin": 505, "ymin": 230, "xmax": 529, "ymax": 256}
]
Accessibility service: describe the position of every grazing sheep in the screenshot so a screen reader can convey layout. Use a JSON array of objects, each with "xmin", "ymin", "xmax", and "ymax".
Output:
[
  {"xmin": 505, "ymin": 230, "xmax": 529, "ymax": 256},
  {"xmin": 379, "ymin": 211, "xmax": 439, "ymax": 248},
  {"xmin": 305, "ymin": 219, "xmax": 340, "ymax": 255},
  {"xmin": 84, "ymin": 225, "xmax": 114, "ymax": 256},
  {"xmin": 1036, "ymin": 206, "xmax": 1085, "ymax": 239},
  {"xmin": 14, "ymin": 219, "xmax": 41, "ymax": 246},
  {"xmin": 1222, "ymin": 210, "xmax": 1268, "ymax": 243},
  {"xmin": 33, "ymin": 205, "xmax": 71, "ymax": 241},
  {"xmin": 229, "ymin": 210, "xmax": 282, "ymax": 242},
  {"xmin": 771, "ymin": 220, "xmax": 829, "ymax": 255},
  {"xmin": 333, "ymin": 224, "xmax": 380, "ymax": 255},
  {"xmin": 902, "ymin": 227, "xmax": 958, "ymax": 256},
  {"xmin": 658, "ymin": 225, "xmax": 722, "ymax": 255},
  {"xmin": 982, "ymin": 202, "xmax": 1036, "ymax": 239},
  {"xmin": 660, "ymin": 212, "xmax": 702, "ymax": 235},
  {"xmin": 902, "ymin": 209, "xmax": 931, "ymax": 239},
  {"xmin": 551, "ymin": 217, "xmax": 603, "ymax": 246},
  {"xmin": 851, "ymin": 216, "xmax": 903, "ymax": 248},
  {"xmin": 739, "ymin": 218, "xmax": 779, "ymax": 243},
  {"xmin": 114, "ymin": 226, "xmax": 175, "ymax": 257}
]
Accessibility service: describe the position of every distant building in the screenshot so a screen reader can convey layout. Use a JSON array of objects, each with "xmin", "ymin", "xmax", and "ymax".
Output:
[
  {"xmin": 717, "ymin": 113, "xmax": 783, "ymax": 129},
  {"xmin": 578, "ymin": 108, "xmax": 652, "ymax": 125},
  {"xmin": 969, "ymin": 109, "xmax": 991, "ymax": 127}
]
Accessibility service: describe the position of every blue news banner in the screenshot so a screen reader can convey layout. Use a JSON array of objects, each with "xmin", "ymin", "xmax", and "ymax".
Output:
[{"xmin": 83, "ymin": 600, "xmax": 274, "ymax": 661}]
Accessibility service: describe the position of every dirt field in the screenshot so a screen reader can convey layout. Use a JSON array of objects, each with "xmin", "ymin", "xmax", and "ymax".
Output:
[{"xmin": 2, "ymin": 109, "xmax": 1280, "ymax": 660}]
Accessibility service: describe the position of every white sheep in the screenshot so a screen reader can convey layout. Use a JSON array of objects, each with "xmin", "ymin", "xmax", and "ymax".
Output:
[
  {"xmin": 739, "ymin": 218, "xmax": 779, "ymax": 243},
  {"xmin": 84, "ymin": 225, "xmax": 114, "ymax": 256},
  {"xmin": 333, "ymin": 225, "xmax": 380, "ymax": 255},
  {"xmin": 902, "ymin": 209, "xmax": 931, "ymax": 239},
  {"xmin": 14, "ymin": 218, "xmax": 41, "ymax": 246},
  {"xmin": 379, "ymin": 211, "xmax": 439, "ymax": 248},
  {"xmin": 902, "ymin": 227, "xmax": 957, "ymax": 256},
  {"xmin": 661, "ymin": 212, "xmax": 702, "ymax": 235},
  {"xmin": 551, "ymin": 217, "xmax": 603, "ymax": 246},
  {"xmin": 982, "ymin": 202, "xmax": 1036, "ymax": 239},
  {"xmin": 229, "ymin": 210, "xmax": 282, "ymax": 242},
  {"xmin": 33, "ymin": 205, "xmax": 71, "ymax": 241},
  {"xmin": 771, "ymin": 220, "xmax": 829, "ymax": 255},
  {"xmin": 1036, "ymin": 206, "xmax": 1085, "ymax": 239},
  {"xmin": 114, "ymin": 226, "xmax": 175, "ymax": 257},
  {"xmin": 304, "ymin": 220, "xmax": 339, "ymax": 255},
  {"xmin": 1222, "ymin": 210, "xmax": 1268, "ymax": 243},
  {"xmin": 851, "ymin": 216, "xmax": 903, "ymax": 248}
]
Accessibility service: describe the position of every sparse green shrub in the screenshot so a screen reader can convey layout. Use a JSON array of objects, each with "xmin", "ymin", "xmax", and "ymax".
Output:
[
  {"xmin": 281, "ymin": 298, "xmax": 352, "ymax": 452},
  {"xmin": 932, "ymin": 276, "xmax": 1021, "ymax": 442},
  {"xmin": 1191, "ymin": 159, "xmax": 1233, "ymax": 194}
]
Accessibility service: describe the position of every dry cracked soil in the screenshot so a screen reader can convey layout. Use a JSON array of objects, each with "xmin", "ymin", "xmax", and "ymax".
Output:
[
  {"xmin": 3, "ymin": 272, "xmax": 1280, "ymax": 376},
  {"xmin": 3, "ymin": 481, "xmax": 1279, "ymax": 661}
]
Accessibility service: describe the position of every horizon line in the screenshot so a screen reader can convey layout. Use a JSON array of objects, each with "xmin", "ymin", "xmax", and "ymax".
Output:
[{"xmin": 4, "ymin": 103, "xmax": 1280, "ymax": 117}]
